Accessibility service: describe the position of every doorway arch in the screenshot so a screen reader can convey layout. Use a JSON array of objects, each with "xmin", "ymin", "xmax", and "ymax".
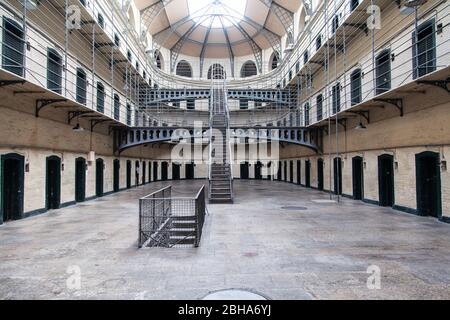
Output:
[
  {"xmin": 352, "ymin": 156, "xmax": 364, "ymax": 200},
  {"xmin": 96, "ymin": 158, "xmax": 104, "ymax": 197},
  {"xmin": 46, "ymin": 155, "xmax": 61, "ymax": 210},
  {"xmin": 1, "ymin": 153, "xmax": 24, "ymax": 223},
  {"xmin": 378, "ymin": 154, "xmax": 394, "ymax": 207},
  {"xmin": 75, "ymin": 157, "xmax": 86, "ymax": 202},
  {"xmin": 416, "ymin": 151, "xmax": 441, "ymax": 218}
]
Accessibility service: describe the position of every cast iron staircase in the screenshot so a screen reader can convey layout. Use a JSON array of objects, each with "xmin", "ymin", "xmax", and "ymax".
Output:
[{"xmin": 209, "ymin": 84, "xmax": 233, "ymax": 204}]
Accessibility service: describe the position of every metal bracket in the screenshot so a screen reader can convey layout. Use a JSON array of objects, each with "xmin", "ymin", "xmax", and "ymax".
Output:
[
  {"xmin": 416, "ymin": 78, "xmax": 450, "ymax": 94},
  {"xmin": 68, "ymin": 111, "xmax": 94, "ymax": 124},
  {"xmin": 374, "ymin": 98, "xmax": 404, "ymax": 116},
  {"xmin": 95, "ymin": 42, "xmax": 114, "ymax": 48},
  {"xmin": 91, "ymin": 119, "xmax": 111, "ymax": 132},
  {"xmin": 35, "ymin": 99, "xmax": 67, "ymax": 117},
  {"xmin": 345, "ymin": 110, "xmax": 370, "ymax": 123},
  {"xmin": 0, "ymin": 80, "xmax": 25, "ymax": 88}
]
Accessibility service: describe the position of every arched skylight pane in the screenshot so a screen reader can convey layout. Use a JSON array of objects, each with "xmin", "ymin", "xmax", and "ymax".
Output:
[{"xmin": 187, "ymin": 0, "xmax": 247, "ymax": 28}]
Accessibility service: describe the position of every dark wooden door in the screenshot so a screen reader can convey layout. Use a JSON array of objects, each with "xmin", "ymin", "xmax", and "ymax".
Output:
[
  {"xmin": 75, "ymin": 157, "xmax": 86, "ymax": 202},
  {"xmin": 378, "ymin": 154, "xmax": 394, "ymax": 207},
  {"xmin": 46, "ymin": 156, "xmax": 61, "ymax": 210}
]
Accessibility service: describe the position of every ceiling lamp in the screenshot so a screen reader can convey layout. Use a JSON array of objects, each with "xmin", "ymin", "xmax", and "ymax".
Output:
[
  {"xmin": 73, "ymin": 123, "xmax": 84, "ymax": 132},
  {"xmin": 355, "ymin": 122, "xmax": 367, "ymax": 130}
]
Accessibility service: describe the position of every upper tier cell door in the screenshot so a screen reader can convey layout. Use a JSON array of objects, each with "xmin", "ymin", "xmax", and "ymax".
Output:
[
  {"xmin": 2, "ymin": 17, "xmax": 25, "ymax": 76},
  {"xmin": 1, "ymin": 153, "xmax": 24, "ymax": 224}
]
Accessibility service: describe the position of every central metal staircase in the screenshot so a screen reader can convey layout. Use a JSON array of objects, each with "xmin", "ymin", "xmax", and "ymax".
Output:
[{"xmin": 209, "ymin": 81, "xmax": 233, "ymax": 204}]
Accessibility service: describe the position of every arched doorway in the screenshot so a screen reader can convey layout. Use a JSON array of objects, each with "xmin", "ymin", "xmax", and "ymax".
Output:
[
  {"xmin": 126, "ymin": 160, "xmax": 132, "ymax": 189},
  {"xmin": 352, "ymin": 157, "xmax": 364, "ymax": 200},
  {"xmin": 185, "ymin": 162, "xmax": 194, "ymax": 180},
  {"xmin": 113, "ymin": 159, "xmax": 120, "ymax": 192},
  {"xmin": 240, "ymin": 162, "xmax": 249, "ymax": 179},
  {"xmin": 255, "ymin": 161, "xmax": 263, "ymax": 180},
  {"xmin": 46, "ymin": 156, "xmax": 61, "ymax": 210},
  {"xmin": 416, "ymin": 152, "xmax": 441, "ymax": 218},
  {"xmin": 305, "ymin": 160, "xmax": 311, "ymax": 188},
  {"xmin": 172, "ymin": 163, "xmax": 181, "ymax": 180},
  {"xmin": 289, "ymin": 161, "xmax": 294, "ymax": 183},
  {"xmin": 1, "ymin": 153, "xmax": 24, "ymax": 223},
  {"xmin": 75, "ymin": 157, "xmax": 86, "ymax": 202},
  {"xmin": 333, "ymin": 158, "xmax": 342, "ymax": 195},
  {"xmin": 142, "ymin": 161, "xmax": 146, "ymax": 185},
  {"xmin": 378, "ymin": 154, "xmax": 394, "ymax": 207},
  {"xmin": 153, "ymin": 162, "xmax": 159, "ymax": 181},
  {"xmin": 135, "ymin": 161, "xmax": 140, "ymax": 187},
  {"xmin": 317, "ymin": 159, "xmax": 324, "ymax": 191},
  {"xmin": 277, "ymin": 161, "xmax": 282, "ymax": 180},
  {"xmin": 161, "ymin": 162, "xmax": 168, "ymax": 181},
  {"xmin": 96, "ymin": 158, "xmax": 104, "ymax": 197}
]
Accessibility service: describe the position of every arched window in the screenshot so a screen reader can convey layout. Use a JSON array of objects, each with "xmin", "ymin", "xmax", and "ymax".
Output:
[
  {"xmin": 76, "ymin": 68, "xmax": 87, "ymax": 105},
  {"xmin": 270, "ymin": 52, "xmax": 280, "ymax": 70},
  {"xmin": 298, "ymin": 8, "xmax": 306, "ymax": 35},
  {"xmin": 154, "ymin": 50, "xmax": 163, "ymax": 70},
  {"xmin": 332, "ymin": 83, "xmax": 341, "ymax": 114},
  {"xmin": 286, "ymin": 32, "xmax": 294, "ymax": 48},
  {"xmin": 2, "ymin": 17, "xmax": 24, "ymax": 76},
  {"xmin": 376, "ymin": 49, "xmax": 391, "ymax": 95},
  {"xmin": 413, "ymin": 19, "xmax": 436, "ymax": 79},
  {"xmin": 350, "ymin": 69, "xmax": 362, "ymax": 105},
  {"xmin": 113, "ymin": 94, "xmax": 120, "ymax": 121},
  {"xmin": 207, "ymin": 64, "xmax": 226, "ymax": 80},
  {"xmin": 176, "ymin": 60, "xmax": 193, "ymax": 78},
  {"xmin": 304, "ymin": 102, "xmax": 310, "ymax": 126},
  {"xmin": 316, "ymin": 94, "xmax": 323, "ymax": 121},
  {"xmin": 96, "ymin": 82, "xmax": 105, "ymax": 113},
  {"xmin": 240, "ymin": 61, "xmax": 257, "ymax": 78},
  {"xmin": 47, "ymin": 48, "xmax": 62, "ymax": 94},
  {"xmin": 126, "ymin": 103, "xmax": 131, "ymax": 126}
]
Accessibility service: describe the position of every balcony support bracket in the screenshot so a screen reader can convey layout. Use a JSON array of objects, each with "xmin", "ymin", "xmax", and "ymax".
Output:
[
  {"xmin": 417, "ymin": 78, "xmax": 450, "ymax": 94},
  {"xmin": 35, "ymin": 99, "xmax": 67, "ymax": 117},
  {"xmin": 374, "ymin": 98, "xmax": 403, "ymax": 117}
]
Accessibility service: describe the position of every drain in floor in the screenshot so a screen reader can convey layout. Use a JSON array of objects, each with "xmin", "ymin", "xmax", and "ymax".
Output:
[
  {"xmin": 202, "ymin": 289, "xmax": 269, "ymax": 300},
  {"xmin": 281, "ymin": 206, "xmax": 308, "ymax": 210}
]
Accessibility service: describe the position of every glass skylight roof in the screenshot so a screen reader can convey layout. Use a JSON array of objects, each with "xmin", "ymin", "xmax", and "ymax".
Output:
[{"xmin": 187, "ymin": 0, "xmax": 247, "ymax": 28}]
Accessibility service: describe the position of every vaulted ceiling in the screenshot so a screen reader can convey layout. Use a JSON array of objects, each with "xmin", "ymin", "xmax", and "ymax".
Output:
[{"xmin": 134, "ymin": 0, "xmax": 301, "ymax": 71}]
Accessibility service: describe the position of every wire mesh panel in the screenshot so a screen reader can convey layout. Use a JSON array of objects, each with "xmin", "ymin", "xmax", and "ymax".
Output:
[{"xmin": 139, "ymin": 185, "xmax": 206, "ymax": 248}]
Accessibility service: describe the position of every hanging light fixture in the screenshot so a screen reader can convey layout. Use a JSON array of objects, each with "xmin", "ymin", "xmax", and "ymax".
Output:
[
  {"xmin": 355, "ymin": 114, "xmax": 367, "ymax": 130},
  {"xmin": 72, "ymin": 123, "xmax": 84, "ymax": 132}
]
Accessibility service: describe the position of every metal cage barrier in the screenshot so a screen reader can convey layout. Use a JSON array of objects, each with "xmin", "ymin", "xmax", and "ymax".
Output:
[{"xmin": 139, "ymin": 185, "xmax": 206, "ymax": 248}]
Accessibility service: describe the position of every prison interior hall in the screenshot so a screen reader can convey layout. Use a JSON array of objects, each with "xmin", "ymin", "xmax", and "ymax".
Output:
[{"xmin": 0, "ymin": 0, "xmax": 450, "ymax": 301}]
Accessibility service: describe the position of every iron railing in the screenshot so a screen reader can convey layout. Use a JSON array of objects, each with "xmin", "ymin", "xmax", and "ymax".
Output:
[{"xmin": 139, "ymin": 185, "xmax": 206, "ymax": 248}]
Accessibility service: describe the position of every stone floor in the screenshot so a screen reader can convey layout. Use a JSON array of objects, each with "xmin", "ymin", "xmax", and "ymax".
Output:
[{"xmin": 1, "ymin": 180, "xmax": 450, "ymax": 300}]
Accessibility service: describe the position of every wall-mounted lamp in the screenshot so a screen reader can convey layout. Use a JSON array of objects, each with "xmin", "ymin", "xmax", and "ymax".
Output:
[{"xmin": 441, "ymin": 160, "xmax": 447, "ymax": 172}]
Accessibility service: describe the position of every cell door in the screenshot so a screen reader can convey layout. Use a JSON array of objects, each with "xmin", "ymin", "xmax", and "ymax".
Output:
[
  {"xmin": 352, "ymin": 157, "xmax": 364, "ymax": 200},
  {"xmin": 172, "ymin": 163, "xmax": 181, "ymax": 180},
  {"xmin": 142, "ymin": 162, "xmax": 146, "ymax": 185},
  {"xmin": 185, "ymin": 163, "xmax": 194, "ymax": 180},
  {"xmin": 283, "ymin": 161, "xmax": 287, "ymax": 182},
  {"xmin": 277, "ymin": 161, "xmax": 282, "ymax": 180},
  {"xmin": 153, "ymin": 162, "xmax": 159, "ymax": 181},
  {"xmin": 148, "ymin": 162, "xmax": 152, "ymax": 182},
  {"xmin": 378, "ymin": 154, "xmax": 394, "ymax": 207},
  {"xmin": 1, "ymin": 153, "xmax": 24, "ymax": 223},
  {"xmin": 126, "ymin": 160, "xmax": 132, "ymax": 189},
  {"xmin": 289, "ymin": 161, "xmax": 293, "ymax": 183},
  {"xmin": 75, "ymin": 157, "xmax": 86, "ymax": 202},
  {"xmin": 46, "ymin": 156, "xmax": 61, "ymax": 210},
  {"xmin": 255, "ymin": 162, "xmax": 262, "ymax": 180},
  {"xmin": 135, "ymin": 161, "xmax": 140, "ymax": 186},
  {"xmin": 416, "ymin": 152, "xmax": 441, "ymax": 218},
  {"xmin": 333, "ymin": 158, "xmax": 342, "ymax": 195},
  {"xmin": 113, "ymin": 159, "xmax": 120, "ymax": 192},
  {"xmin": 305, "ymin": 160, "xmax": 311, "ymax": 188},
  {"xmin": 96, "ymin": 159, "xmax": 104, "ymax": 197},
  {"xmin": 240, "ymin": 162, "xmax": 249, "ymax": 179},
  {"xmin": 317, "ymin": 159, "xmax": 324, "ymax": 191},
  {"xmin": 161, "ymin": 162, "xmax": 168, "ymax": 181},
  {"xmin": 297, "ymin": 160, "xmax": 301, "ymax": 185}
]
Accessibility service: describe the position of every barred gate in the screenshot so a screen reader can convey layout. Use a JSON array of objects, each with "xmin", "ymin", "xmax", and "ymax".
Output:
[{"xmin": 139, "ymin": 185, "xmax": 206, "ymax": 248}]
